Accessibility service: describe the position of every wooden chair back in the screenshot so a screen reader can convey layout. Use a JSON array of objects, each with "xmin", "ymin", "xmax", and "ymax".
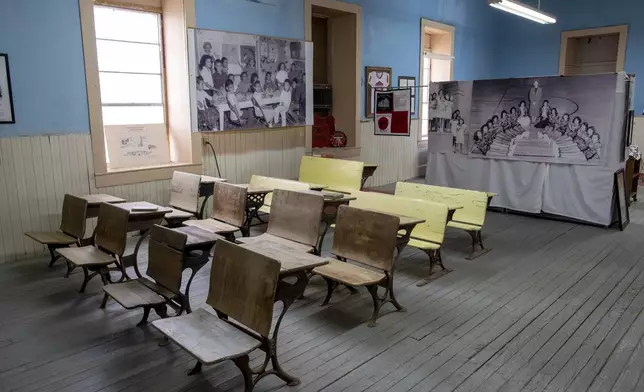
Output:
[
  {"xmin": 249, "ymin": 175, "xmax": 309, "ymax": 207},
  {"xmin": 147, "ymin": 225, "xmax": 187, "ymax": 294},
  {"xmin": 268, "ymin": 189, "xmax": 323, "ymax": 248},
  {"xmin": 333, "ymin": 205, "xmax": 400, "ymax": 272},
  {"xmin": 206, "ymin": 240, "xmax": 280, "ymax": 338},
  {"xmin": 60, "ymin": 194, "xmax": 88, "ymax": 240},
  {"xmin": 95, "ymin": 203, "xmax": 130, "ymax": 257},
  {"xmin": 350, "ymin": 190, "xmax": 448, "ymax": 245},
  {"xmin": 395, "ymin": 182, "xmax": 488, "ymax": 227},
  {"xmin": 169, "ymin": 171, "xmax": 202, "ymax": 213},
  {"xmin": 212, "ymin": 182, "xmax": 247, "ymax": 227},
  {"xmin": 299, "ymin": 156, "xmax": 364, "ymax": 192}
]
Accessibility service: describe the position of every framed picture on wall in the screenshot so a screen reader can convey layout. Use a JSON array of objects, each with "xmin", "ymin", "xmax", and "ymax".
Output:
[
  {"xmin": 0, "ymin": 54, "xmax": 15, "ymax": 124},
  {"xmin": 188, "ymin": 28, "xmax": 313, "ymax": 132},
  {"xmin": 614, "ymin": 168, "xmax": 630, "ymax": 231},
  {"xmin": 365, "ymin": 66, "xmax": 392, "ymax": 118},
  {"xmin": 398, "ymin": 76, "xmax": 416, "ymax": 115}
]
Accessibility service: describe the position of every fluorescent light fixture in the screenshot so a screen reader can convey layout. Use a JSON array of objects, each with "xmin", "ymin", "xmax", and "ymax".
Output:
[{"xmin": 488, "ymin": 0, "xmax": 556, "ymax": 24}]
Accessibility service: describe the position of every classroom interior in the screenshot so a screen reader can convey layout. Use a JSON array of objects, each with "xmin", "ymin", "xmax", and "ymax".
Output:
[{"xmin": 2, "ymin": 0, "xmax": 644, "ymax": 391}]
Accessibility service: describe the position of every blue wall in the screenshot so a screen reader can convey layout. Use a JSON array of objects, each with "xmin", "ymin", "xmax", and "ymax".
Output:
[
  {"xmin": 492, "ymin": 0, "xmax": 644, "ymax": 112},
  {"xmin": 0, "ymin": 0, "xmax": 500, "ymax": 136},
  {"xmin": 196, "ymin": 0, "xmax": 305, "ymax": 39},
  {"xmin": 0, "ymin": 0, "xmax": 89, "ymax": 136},
  {"xmin": 197, "ymin": 0, "xmax": 501, "ymax": 119}
]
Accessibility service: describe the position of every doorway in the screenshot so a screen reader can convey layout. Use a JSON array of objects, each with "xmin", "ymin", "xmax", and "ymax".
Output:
[
  {"xmin": 305, "ymin": 0, "xmax": 361, "ymax": 151},
  {"xmin": 559, "ymin": 25, "xmax": 628, "ymax": 76},
  {"xmin": 419, "ymin": 19, "xmax": 455, "ymax": 140}
]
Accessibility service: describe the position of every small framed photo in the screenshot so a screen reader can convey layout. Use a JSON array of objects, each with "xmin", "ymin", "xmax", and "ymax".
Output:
[
  {"xmin": 398, "ymin": 76, "xmax": 416, "ymax": 115},
  {"xmin": 614, "ymin": 168, "xmax": 630, "ymax": 231},
  {"xmin": 0, "ymin": 54, "xmax": 15, "ymax": 124}
]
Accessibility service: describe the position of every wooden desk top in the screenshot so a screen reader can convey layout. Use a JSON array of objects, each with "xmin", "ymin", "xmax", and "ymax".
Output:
[
  {"xmin": 236, "ymin": 184, "xmax": 274, "ymax": 195},
  {"xmin": 296, "ymin": 189, "xmax": 354, "ymax": 203},
  {"xmin": 447, "ymin": 205, "xmax": 464, "ymax": 211},
  {"xmin": 356, "ymin": 207, "xmax": 425, "ymax": 227},
  {"xmin": 200, "ymin": 175, "xmax": 228, "ymax": 184},
  {"xmin": 325, "ymin": 196, "xmax": 356, "ymax": 204},
  {"xmin": 172, "ymin": 225, "xmax": 222, "ymax": 246},
  {"xmin": 82, "ymin": 194, "xmax": 126, "ymax": 206},
  {"xmin": 364, "ymin": 164, "xmax": 379, "ymax": 168},
  {"xmin": 308, "ymin": 183, "xmax": 328, "ymax": 191},
  {"xmin": 117, "ymin": 202, "xmax": 173, "ymax": 216},
  {"xmin": 247, "ymin": 187, "xmax": 273, "ymax": 195},
  {"xmin": 239, "ymin": 240, "xmax": 330, "ymax": 274},
  {"xmin": 487, "ymin": 192, "xmax": 498, "ymax": 197}
]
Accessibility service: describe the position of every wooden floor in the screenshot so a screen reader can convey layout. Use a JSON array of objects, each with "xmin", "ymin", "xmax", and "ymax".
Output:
[{"xmin": 3, "ymin": 203, "xmax": 644, "ymax": 392}]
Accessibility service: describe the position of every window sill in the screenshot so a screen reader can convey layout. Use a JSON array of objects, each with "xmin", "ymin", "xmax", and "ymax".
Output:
[{"xmin": 95, "ymin": 162, "xmax": 202, "ymax": 188}]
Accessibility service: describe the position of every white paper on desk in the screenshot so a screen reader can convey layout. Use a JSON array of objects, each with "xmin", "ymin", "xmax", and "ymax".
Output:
[{"xmin": 105, "ymin": 124, "xmax": 171, "ymax": 169}]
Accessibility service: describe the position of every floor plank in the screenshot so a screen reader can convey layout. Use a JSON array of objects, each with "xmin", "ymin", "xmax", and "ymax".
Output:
[{"xmin": 3, "ymin": 199, "xmax": 644, "ymax": 392}]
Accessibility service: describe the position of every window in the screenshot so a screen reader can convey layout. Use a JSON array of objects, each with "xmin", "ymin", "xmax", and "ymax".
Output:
[
  {"xmin": 80, "ymin": 0, "xmax": 200, "ymax": 187},
  {"xmin": 94, "ymin": 5, "xmax": 166, "ymax": 164},
  {"xmin": 419, "ymin": 20, "xmax": 454, "ymax": 140}
]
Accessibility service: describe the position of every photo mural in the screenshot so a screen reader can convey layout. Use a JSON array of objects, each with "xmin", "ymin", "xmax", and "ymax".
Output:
[
  {"xmin": 469, "ymin": 74, "xmax": 617, "ymax": 165},
  {"xmin": 189, "ymin": 28, "xmax": 313, "ymax": 132},
  {"xmin": 427, "ymin": 81, "xmax": 473, "ymax": 154},
  {"xmin": 428, "ymin": 74, "xmax": 617, "ymax": 165}
]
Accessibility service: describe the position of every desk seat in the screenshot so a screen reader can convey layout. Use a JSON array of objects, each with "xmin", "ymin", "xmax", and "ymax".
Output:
[
  {"xmin": 57, "ymin": 246, "xmax": 116, "ymax": 266},
  {"xmin": 184, "ymin": 218, "xmax": 239, "ymax": 235},
  {"xmin": 25, "ymin": 231, "xmax": 77, "ymax": 245},
  {"xmin": 153, "ymin": 308, "xmax": 262, "ymax": 365},
  {"xmin": 395, "ymin": 182, "xmax": 492, "ymax": 260},
  {"xmin": 447, "ymin": 221, "xmax": 481, "ymax": 231},
  {"xmin": 238, "ymin": 234, "xmax": 314, "ymax": 254},
  {"xmin": 407, "ymin": 237, "xmax": 441, "ymax": 251},
  {"xmin": 103, "ymin": 279, "xmax": 171, "ymax": 309},
  {"xmin": 313, "ymin": 260, "xmax": 385, "ymax": 286}
]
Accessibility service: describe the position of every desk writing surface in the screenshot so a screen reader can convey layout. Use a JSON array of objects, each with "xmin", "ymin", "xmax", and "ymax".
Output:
[
  {"xmin": 82, "ymin": 194, "xmax": 126, "ymax": 206},
  {"xmin": 200, "ymin": 175, "xmax": 228, "ymax": 184},
  {"xmin": 355, "ymin": 207, "xmax": 425, "ymax": 227},
  {"xmin": 247, "ymin": 187, "xmax": 273, "ymax": 195},
  {"xmin": 239, "ymin": 240, "xmax": 329, "ymax": 274},
  {"xmin": 364, "ymin": 164, "xmax": 378, "ymax": 169},
  {"xmin": 117, "ymin": 202, "xmax": 173, "ymax": 216},
  {"xmin": 172, "ymin": 226, "xmax": 222, "ymax": 246},
  {"xmin": 308, "ymin": 183, "xmax": 328, "ymax": 191},
  {"xmin": 236, "ymin": 184, "xmax": 274, "ymax": 195}
]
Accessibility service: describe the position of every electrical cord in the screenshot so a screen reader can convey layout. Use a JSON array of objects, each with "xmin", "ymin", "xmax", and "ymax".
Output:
[{"xmin": 203, "ymin": 140, "xmax": 222, "ymax": 178}]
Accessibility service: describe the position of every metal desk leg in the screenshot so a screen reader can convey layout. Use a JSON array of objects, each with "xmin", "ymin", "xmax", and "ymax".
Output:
[
  {"xmin": 252, "ymin": 270, "xmax": 309, "ymax": 386},
  {"xmin": 198, "ymin": 195, "xmax": 211, "ymax": 220},
  {"xmin": 315, "ymin": 220, "xmax": 331, "ymax": 256}
]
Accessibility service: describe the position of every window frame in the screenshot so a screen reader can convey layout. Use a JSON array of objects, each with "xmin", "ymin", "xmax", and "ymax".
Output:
[
  {"xmin": 80, "ymin": 0, "xmax": 201, "ymax": 188},
  {"xmin": 418, "ymin": 18, "xmax": 455, "ymax": 142}
]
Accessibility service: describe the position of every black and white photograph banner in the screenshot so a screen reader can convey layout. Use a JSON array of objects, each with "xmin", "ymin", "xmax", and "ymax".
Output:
[
  {"xmin": 188, "ymin": 28, "xmax": 313, "ymax": 132},
  {"xmin": 427, "ymin": 81, "xmax": 473, "ymax": 154},
  {"xmin": 469, "ymin": 74, "xmax": 617, "ymax": 165}
]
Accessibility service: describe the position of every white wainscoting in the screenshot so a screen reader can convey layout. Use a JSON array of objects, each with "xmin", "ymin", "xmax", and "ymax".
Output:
[
  {"xmin": 0, "ymin": 121, "xmax": 427, "ymax": 263},
  {"xmin": 359, "ymin": 118, "xmax": 425, "ymax": 187},
  {"xmin": 0, "ymin": 127, "xmax": 306, "ymax": 264}
]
